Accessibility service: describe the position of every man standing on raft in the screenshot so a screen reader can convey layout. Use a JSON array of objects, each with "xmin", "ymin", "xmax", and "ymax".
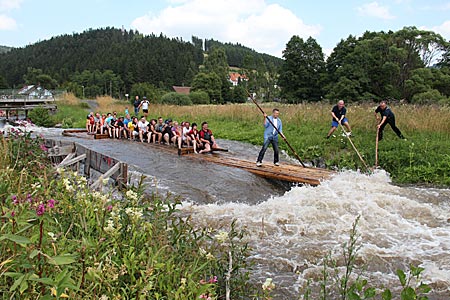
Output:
[
  {"xmin": 256, "ymin": 108, "xmax": 284, "ymax": 167},
  {"xmin": 326, "ymin": 100, "xmax": 352, "ymax": 139},
  {"xmin": 375, "ymin": 100, "xmax": 405, "ymax": 141}
]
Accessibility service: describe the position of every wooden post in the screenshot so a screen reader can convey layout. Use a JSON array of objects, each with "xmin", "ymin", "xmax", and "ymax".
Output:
[
  {"xmin": 118, "ymin": 163, "xmax": 128, "ymax": 190},
  {"xmin": 84, "ymin": 150, "xmax": 91, "ymax": 177}
]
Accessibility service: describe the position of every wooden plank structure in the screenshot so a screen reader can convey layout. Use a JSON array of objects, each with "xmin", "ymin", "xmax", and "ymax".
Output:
[
  {"xmin": 0, "ymin": 97, "xmax": 57, "ymax": 119},
  {"xmin": 62, "ymin": 130, "xmax": 335, "ymax": 185},
  {"xmin": 45, "ymin": 139, "xmax": 128, "ymax": 189}
]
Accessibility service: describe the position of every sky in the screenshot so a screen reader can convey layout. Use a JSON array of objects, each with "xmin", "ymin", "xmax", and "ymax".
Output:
[{"xmin": 0, "ymin": 0, "xmax": 449, "ymax": 57}]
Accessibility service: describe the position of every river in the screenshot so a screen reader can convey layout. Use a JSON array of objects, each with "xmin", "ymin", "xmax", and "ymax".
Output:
[{"xmin": 7, "ymin": 124, "xmax": 450, "ymax": 299}]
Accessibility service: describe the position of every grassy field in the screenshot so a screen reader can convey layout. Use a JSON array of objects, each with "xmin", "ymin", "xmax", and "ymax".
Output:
[{"xmin": 54, "ymin": 95, "xmax": 450, "ymax": 186}]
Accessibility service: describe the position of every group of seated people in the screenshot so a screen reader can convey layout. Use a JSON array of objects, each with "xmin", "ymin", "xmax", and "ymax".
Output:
[{"xmin": 86, "ymin": 111, "xmax": 219, "ymax": 154}]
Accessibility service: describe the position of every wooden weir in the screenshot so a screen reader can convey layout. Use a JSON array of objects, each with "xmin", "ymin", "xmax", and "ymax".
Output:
[
  {"xmin": 45, "ymin": 138, "xmax": 128, "ymax": 189},
  {"xmin": 62, "ymin": 130, "xmax": 335, "ymax": 186}
]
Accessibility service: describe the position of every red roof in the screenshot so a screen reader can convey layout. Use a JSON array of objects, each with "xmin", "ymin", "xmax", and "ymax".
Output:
[
  {"xmin": 229, "ymin": 73, "xmax": 248, "ymax": 83},
  {"xmin": 172, "ymin": 86, "xmax": 191, "ymax": 95}
]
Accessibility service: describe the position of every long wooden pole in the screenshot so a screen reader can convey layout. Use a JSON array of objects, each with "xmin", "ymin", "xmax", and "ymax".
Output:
[
  {"xmin": 375, "ymin": 127, "xmax": 379, "ymax": 168},
  {"xmin": 337, "ymin": 123, "xmax": 369, "ymax": 170},
  {"xmin": 248, "ymin": 92, "xmax": 306, "ymax": 167}
]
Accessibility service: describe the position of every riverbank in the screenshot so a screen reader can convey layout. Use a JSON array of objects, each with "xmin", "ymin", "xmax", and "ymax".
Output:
[{"xmin": 54, "ymin": 95, "xmax": 450, "ymax": 186}]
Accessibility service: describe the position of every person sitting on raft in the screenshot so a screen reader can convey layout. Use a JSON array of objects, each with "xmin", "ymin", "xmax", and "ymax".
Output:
[
  {"xmin": 187, "ymin": 122, "xmax": 202, "ymax": 154},
  {"xmin": 198, "ymin": 121, "xmax": 219, "ymax": 154}
]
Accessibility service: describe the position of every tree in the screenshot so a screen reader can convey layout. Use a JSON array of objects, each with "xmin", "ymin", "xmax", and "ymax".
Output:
[
  {"xmin": 23, "ymin": 68, "xmax": 58, "ymax": 89},
  {"xmin": 192, "ymin": 72, "xmax": 222, "ymax": 103},
  {"xmin": 278, "ymin": 36, "xmax": 326, "ymax": 102},
  {"xmin": 130, "ymin": 82, "xmax": 162, "ymax": 103},
  {"xmin": 0, "ymin": 75, "xmax": 8, "ymax": 89}
]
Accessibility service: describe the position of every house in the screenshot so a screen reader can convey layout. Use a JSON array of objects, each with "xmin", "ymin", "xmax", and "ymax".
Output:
[
  {"xmin": 18, "ymin": 85, "xmax": 53, "ymax": 99},
  {"xmin": 228, "ymin": 73, "xmax": 248, "ymax": 86},
  {"xmin": 172, "ymin": 86, "xmax": 191, "ymax": 95}
]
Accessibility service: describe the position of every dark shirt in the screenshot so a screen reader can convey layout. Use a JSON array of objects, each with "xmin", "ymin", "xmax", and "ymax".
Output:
[
  {"xmin": 331, "ymin": 105, "xmax": 346, "ymax": 121},
  {"xmin": 133, "ymin": 99, "xmax": 141, "ymax": 108},
  {"xmin": 200, "ymin": 129, "xmax": 213, "ymax": 142},
  {"xmin": 116, "ymin": 120, "xmax": 124, "ymax": 128},
  {"xmin": 375, "ymin": 106, "xmax": 394, "ymax": 119}
]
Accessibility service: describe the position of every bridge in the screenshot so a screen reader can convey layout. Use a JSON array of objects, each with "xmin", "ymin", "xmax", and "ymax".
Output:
[{"xmin": 0, "ymin": 97, "xmax": 57, "ymax": 119}]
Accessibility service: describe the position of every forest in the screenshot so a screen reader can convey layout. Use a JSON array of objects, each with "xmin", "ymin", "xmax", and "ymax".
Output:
[
  {"xmin": 0, "ymin": 26, "xmax": 449, "ymax": 104},
  {"xmin": 0, "ymin": 27, "xmax": 280, "ymax": 102}
]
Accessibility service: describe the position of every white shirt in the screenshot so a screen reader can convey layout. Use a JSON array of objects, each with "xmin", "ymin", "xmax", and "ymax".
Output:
[
  {"xmin": 142, "ymin": 100, "xmax": 149, "ymax": 110},
  {"xmin": 138, "ymin": 120, "xmax": 148, "ymax": 132},
  {"xmin": 272, "ymin": 117, "xmax": 278, "ymax": 134},
  {"xmin": 182, "ymin": 127, "xmax": 191, "ymax": 140}
]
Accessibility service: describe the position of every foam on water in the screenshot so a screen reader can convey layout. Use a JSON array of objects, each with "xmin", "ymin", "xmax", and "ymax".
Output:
[{"xmin": 182, "ymin": 170, "xmax": 450, "ymax": 297}]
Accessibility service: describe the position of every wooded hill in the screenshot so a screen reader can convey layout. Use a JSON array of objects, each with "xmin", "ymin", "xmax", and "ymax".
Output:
[
  {"xmin": 0, "ymin": 27, "xmax": 281, "ymax": 96},
  {"xmin": 0, "ymin": 46, "xmax": 12, "ymax": 54}
]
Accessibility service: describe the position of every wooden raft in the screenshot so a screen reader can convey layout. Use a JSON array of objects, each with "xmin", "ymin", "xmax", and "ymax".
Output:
[
  {"xmin": 186, "ymin": 154, "xmax": 334, "ymax": 185},
  {"xmin": 62, "ymin": 130, "xmax": 335, "ymax": 185}
]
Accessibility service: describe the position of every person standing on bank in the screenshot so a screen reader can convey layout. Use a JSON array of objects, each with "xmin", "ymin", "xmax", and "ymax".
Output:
[
  {"xmin": 256, "ymin": 108, "xmax": 284, "ymax": 167},
  {"xmin": 133, "ymin": 96, "xmax": 141, "ymax": 116},
  {"xmin": 375, "ymin": 100, "xmax": 405, "ymax": 141},
  {"xmin": 139, "ymin": 96, "xmax": 150, "ymax": 118},
  {"xmin": 326, "ymin": 100, "xmax": 352, "ymax": 139}
]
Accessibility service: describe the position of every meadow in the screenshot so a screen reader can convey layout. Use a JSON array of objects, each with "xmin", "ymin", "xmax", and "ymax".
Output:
[{"xmin": 54, "ymin": 95, "xmax": 450, "ymax": 186}]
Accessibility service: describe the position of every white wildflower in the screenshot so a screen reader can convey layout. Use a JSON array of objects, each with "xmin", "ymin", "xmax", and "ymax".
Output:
[
  {"xmin": 262, "ymin": 278, "xmax": 275, "ymax": 291},
  {"xmin": 47, "ymin": 232, "xmax": 57, "ymax": 242},
  {"xmin": 214, "ymin": 231, "xmax": 229, "ymax": 244},
  {"xmin": 206, "ymin": 253, "xmax": 215, "ymax": 261},
  {"xmin": 125, "ymin": 190, "xmax": 138, "ymax": 201}
]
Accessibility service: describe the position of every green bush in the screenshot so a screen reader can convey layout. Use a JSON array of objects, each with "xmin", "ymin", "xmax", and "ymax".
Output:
[
  {"xmin": 412, "ymin": 89, "xmax": 448, "ymax": 104},
  {"xmin": 28, "ymin": 107, "xmax": 55, "ymax": 127},
  {"xmin": 189, "ymin": 91, "xmax": 210, "ymax": 105},
  {"xmin": 160, "ymin": 92, "xmax": 193, "ymax": 106}
]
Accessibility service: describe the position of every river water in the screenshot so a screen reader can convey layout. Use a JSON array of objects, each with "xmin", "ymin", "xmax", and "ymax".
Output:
[{"xmin": 6, "ymin": 124, "xmax": 450, "ymax": 299}]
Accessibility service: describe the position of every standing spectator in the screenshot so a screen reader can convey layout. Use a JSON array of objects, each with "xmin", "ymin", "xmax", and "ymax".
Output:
[
  {"xmin": 139, "ymin": 96, "xmax": 150, "ymax": 118},
  {"xmin": 133, "ymin": 96, "xmax": 141, "ymax": 116}
]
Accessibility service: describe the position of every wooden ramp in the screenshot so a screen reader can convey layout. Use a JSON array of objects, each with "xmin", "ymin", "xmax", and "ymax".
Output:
[{"xmin": 62, "ymin": 129, "xmax": 335, "ymax": 185}]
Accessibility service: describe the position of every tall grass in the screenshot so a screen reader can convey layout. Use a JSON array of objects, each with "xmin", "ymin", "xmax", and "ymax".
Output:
[{"xmin": 53, "ymin": 95, "xmax": 450, "ymax": 185}]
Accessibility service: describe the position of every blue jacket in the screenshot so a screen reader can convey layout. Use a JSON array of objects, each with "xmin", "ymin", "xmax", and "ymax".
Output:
[{"xmin": 263, "ymin": 116, "xmax": 282, "ymax": 141}]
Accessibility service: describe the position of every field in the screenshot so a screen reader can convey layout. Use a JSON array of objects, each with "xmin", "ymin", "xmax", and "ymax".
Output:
[{"xmin": 54, "ymin": 95, "xmax": 450, "ymax": 186}]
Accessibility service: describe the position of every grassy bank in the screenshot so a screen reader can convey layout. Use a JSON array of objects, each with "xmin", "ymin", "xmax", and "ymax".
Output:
[
  {"xmin": 54, "ymin": 96, "xmax": 450, "ymax": 186},
  {"xmin": 0, "ymin": 132, "xmax": 255, "ymax": 299}
]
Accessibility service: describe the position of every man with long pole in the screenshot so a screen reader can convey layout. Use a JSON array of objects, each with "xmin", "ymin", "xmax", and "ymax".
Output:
[{"xmin": 256, "ymin": 108, "xmax": 284, "ymax": 167}]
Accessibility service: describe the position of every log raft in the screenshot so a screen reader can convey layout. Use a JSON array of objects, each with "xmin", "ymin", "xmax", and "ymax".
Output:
[{"xmin": 62, "ymin": 129, "xmax": 335, "ymax": 185}]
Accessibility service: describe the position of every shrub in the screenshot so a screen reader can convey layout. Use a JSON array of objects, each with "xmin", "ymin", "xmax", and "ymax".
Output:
[
  {"xmin": 160, "ymin": 92, "xmax": 193, "ymax": 106},
  {"xmin": 28, "ymin": 106, "xmax": 55, "ymax": 127},
  {"xmin": 189, "ymin": 91, "xmax": 210, "ymax": 105},
  {"xmin": 412, "ymin": 89, "xmax": 448, "ymax": 104}
]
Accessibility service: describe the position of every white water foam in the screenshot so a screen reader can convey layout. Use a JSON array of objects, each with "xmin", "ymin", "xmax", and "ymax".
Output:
[{"xmin": 182, "ymin": 170, "xmax": 450, "ymax": 297}]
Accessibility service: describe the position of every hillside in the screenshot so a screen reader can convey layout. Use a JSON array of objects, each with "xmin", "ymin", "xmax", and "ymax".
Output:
[
  {"xmin": 0, "ymin": 46, "xmax": 12, "ymax": 54},
  {"xmin": 0, "ymin": 28, "xmax": 282, "ymax": 91}
]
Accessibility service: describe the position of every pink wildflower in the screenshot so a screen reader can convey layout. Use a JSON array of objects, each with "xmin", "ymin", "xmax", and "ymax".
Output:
[
  {"xmin": 36, "ymin": 204, "xmax": 45, "ymax": 216},
  {"xmin": 208, "ymin": 276, "xmax": 218, "ymax": 283},
  {"xmin": 11, "ymin": 195, "xmax": 19, "ymax": 205},
  {"xmin": 11, "ymin": 211, "xmax": 15, "ymax": 217},
  {"xmin": 47, "ymin": 199, "xmax": 56, "ymax": 209},
  {"xmin": 39, "ymin": 144, "xmax": 48, "ymax": 152},
  {"xmin": 107, "ymin": 205, "xmax": 113, "ymax": 211}
]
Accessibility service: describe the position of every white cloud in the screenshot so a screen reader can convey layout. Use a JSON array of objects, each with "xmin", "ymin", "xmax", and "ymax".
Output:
[
  {"xmin": 0, "ymin": 0, "xmax": 22, "ymax": 12},
  {"xmin": 357, "ymin": 2, "xmax": 395, "ymax": 20},
  {"xmin": 131, "ymin": 0, "xmax": 321, "ymax": 57},
  {"xmin": 0, "ymin": 13, "xmax": 16, "ymax": 30},
  {"xmin": 432, "ymin": 20, "xmax": 450, "ymax": 40}
]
